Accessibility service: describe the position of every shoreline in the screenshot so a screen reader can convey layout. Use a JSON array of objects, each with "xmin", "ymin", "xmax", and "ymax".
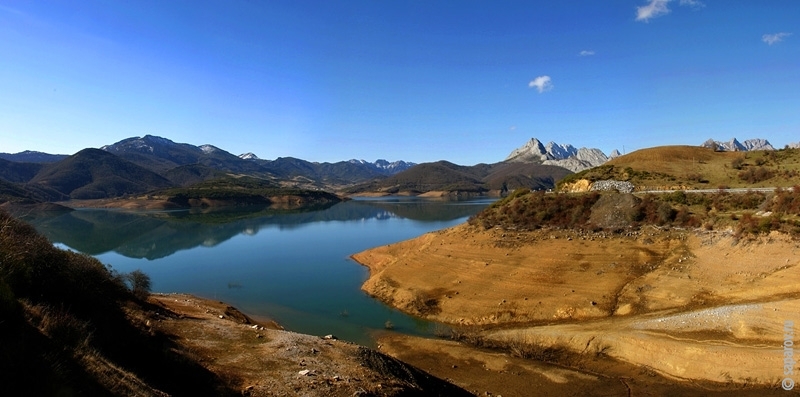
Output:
[
  {"xmin": 351, "ymin": 222, "xmax": 800, "ymax": 389},
  {"xmin": 145, "ymin": 293, "xmax": 470, "ymax": 396}
]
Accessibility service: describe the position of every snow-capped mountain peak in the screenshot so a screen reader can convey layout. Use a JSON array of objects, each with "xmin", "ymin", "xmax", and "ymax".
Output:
[{"xmin": 199, "ymin": 144, "xmax": 219, "ymax": 154}]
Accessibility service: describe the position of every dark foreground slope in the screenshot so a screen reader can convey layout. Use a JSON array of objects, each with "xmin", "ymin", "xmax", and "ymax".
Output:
[{"xmin": 0, "ymin": 209, "xmax": 468, "ymax": 396}]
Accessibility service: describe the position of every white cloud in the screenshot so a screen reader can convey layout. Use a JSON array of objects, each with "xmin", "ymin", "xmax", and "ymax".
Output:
[
  {"xmin": 763, "ymin": 32, "xmax": 792, "ymax": 45},
  {"xmin": 636, "ymin": 0, "xmax": 702, "ymax": 22},
  {"xmin": 636, "ymin": 0, "xmax": 671, "ymax": 22},
  {"xmin": 579, "ymin": 50, "xmax": 596, "ymax": 56},
  {"xmin": 679, "ymin": 0, "xmax": 705, "ymax": 8},
  {"xmin": 528, "ymin": 76, "xmax": 553, "ymax": 93}
]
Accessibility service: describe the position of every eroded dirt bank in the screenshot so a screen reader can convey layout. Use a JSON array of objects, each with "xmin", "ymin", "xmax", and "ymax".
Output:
[
  {"xmin": 143, "ymin": 294, "xmax": 470, "ymax": 397},
  {"xmin": 352, "ymin": 224, "xmax": 800, "ymax": 389}
]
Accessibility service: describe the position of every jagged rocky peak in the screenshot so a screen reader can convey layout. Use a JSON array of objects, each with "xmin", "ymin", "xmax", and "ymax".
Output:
[
  {"xmin": 346, "ymin": 159, "xmax": 417, "ymax": 174},
  {"xmin": 505, "ymin": 138, "xmax": 611, "ymax": 172},
  {"xmin": 239, "ymin": 152, "xmax": 259, "ymax": 160},
  {"xmin": 609, "ymin": 149, "xmax": 622, "ymax": 158},
  {"xmin": 544, "ymin": 141, "xmax": 577, "ymax": 159},
  {"xmin": 701, "ymin": 138, "xmax": 775, "ymax": 151},
  {"xmin": 505, "ymin": 138, "xmax": 550, "ymax": 162}
]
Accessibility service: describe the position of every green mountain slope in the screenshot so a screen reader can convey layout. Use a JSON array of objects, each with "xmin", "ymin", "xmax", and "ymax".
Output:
[{"xmin": 29, "ymin": 149, "xmax": 174, "ymax": 200}]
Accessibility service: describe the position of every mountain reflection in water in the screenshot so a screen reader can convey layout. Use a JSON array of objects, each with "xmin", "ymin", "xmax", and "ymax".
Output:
[
  {"xmin": 25, "ymin": 196, "xmax": 495, "ymax": 346},
  {"xmin": 28, "ymin": 197, "xmax": 492, "ymax": 260}
]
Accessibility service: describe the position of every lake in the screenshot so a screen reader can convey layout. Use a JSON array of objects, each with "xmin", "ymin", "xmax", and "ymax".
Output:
[{"xmin": 27, "ymin": 197, "xmax": 494, "ymax": 346}]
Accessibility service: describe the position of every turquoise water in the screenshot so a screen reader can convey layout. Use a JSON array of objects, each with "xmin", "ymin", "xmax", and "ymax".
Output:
[{"xmin": 29, "ymin": 197, "xmax": 493, "ymax": 346}]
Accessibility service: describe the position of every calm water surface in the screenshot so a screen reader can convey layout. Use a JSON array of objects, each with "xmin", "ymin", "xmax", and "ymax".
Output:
[{"xmin": 29, "ymin": 197, "xmax": 493, "ymax": 346}]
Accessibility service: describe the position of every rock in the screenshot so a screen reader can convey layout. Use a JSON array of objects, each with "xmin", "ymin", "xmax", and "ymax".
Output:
[
  {"xmin": 298, "ymin": 369, "xmax": 311, "ymax": 376},
  {"xmin": 218, "ymin": 315, "xmax": 224, "ymax": 319},
  {"xmin": 589, "ymin": 180, "xmax": 634, "ymax": 193},
  {"xmin": 505, "ymin": 138, "xmax": 609, "ymax": 172},
  {"xmin": 323, "ymin": 334, "xmax": 337, "ymax": 340}
]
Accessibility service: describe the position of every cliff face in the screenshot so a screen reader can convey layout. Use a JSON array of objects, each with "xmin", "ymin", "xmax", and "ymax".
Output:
[{"xmin": 505, "ymin": 138, "xmax": 613, "ymax": 172}]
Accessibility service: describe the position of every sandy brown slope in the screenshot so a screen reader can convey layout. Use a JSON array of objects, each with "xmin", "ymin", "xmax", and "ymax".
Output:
[
  {"xmin": 144, "ymin": 294, "xmax": 470, "ymax": 397},
  {"xmin": 352, "ymin": 224, "xmax": 800, "ymax": 389}
]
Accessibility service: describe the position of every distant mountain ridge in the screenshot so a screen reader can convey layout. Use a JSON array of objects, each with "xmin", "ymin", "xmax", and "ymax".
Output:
[
  {"xmin": 504, "ymin": 138, "xmax": 616, "ymax": 172},
  {"xmin": 0, "ymin": 135, "xmax": 421, "ymax": 204},
  {"xmin": 0, "ymin": 150, "xmax": 68, "ymax": 163},
  {"xmin": 99, "ymin": 135, "xmax": 414, "ymax": 186},
  {"xmin": 700, "ymin": 138, "xmax": 775, "ymax": 152},
  {"xmin": 347, "ymin": 160, "xmax": 573, "ymax": 195}
]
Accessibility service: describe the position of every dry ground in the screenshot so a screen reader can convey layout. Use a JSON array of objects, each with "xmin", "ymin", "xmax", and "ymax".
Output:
[
  {"xmin": 352, "ymin": 223, "xmax": 800, "ymax": 391},
  {"xmin": 141, "ymin": 294, "xmax": 469, "ymax": 397}
]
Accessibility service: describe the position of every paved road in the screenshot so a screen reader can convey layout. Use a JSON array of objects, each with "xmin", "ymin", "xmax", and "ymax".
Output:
[{"xmin": 639, "ymin": 187, "xmax": 794, "ymax": 194}]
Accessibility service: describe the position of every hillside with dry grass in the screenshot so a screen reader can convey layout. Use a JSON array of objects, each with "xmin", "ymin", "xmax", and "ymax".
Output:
[
  {"xmin": 353, "ymin": 188, "xmax": 800, "ymax": 393},
  {"xmin": 558, "ymin": 146, "xmax": 800, "ymax": 191}
]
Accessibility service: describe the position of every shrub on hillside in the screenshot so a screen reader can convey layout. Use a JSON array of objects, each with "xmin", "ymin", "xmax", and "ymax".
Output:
[
  {"xmin": 469, "ymin": 191, "xmax": 601, "ymax": 230},
  {"xmin": 771, "ymin": 187, "xmax": 800, "ymax": 214},
  {"xmin": 126, "ymin": 269, "xmax": 152, "ymax": 300},
  {"xmin": 738, "ymin": 167, "xmax": 774, "ymax": 184},
  {"xmin": 0, "ymin": 210, "xmax": 131, "ymax": 316}
]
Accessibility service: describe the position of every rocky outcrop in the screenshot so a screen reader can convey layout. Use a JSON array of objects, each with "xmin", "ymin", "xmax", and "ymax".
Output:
[
  {"xmin": 542, "ymin": 158, "xmax": 595, "ymax": 173},
  {"xmin": 589, "ymin": 180, "xmax": 634, "ymax": 194},
  {"xmin": 560, "ymin": 179, "xmax": 592, "ymax": 193},
  {"xmin": 505, "ymin": 138, "xmax": 616, "ymax": 172}
]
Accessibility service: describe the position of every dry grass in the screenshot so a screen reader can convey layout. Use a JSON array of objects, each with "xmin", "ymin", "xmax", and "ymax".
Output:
[{"xmin": 559, "ymin": 146, "xmax": 800, "ymax": 190}]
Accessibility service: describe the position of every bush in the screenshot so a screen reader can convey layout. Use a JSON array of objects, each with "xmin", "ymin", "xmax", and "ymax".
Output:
[
  {"xmin": 738, "ymin": 167, "xmax": 774, "ymax": 183},
  {"xmin": 469, "ymin": 191, "xmax": 601, "ymax": 230},
  {"xmin": 125, "ymin": 270, "xmax": 152, "ymax": 301}
]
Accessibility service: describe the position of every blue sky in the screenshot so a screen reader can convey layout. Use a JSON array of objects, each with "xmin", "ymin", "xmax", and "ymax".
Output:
[{"xmin": 1, "ymin": 1, "xmax": 798, "ymax": 164}]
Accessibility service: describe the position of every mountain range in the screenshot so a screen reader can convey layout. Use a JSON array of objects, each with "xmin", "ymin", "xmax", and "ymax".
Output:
[
  {"xmin": 0, "ymin": 135, "xmax": 583, "ymax": 203},
  {"xmin": 0, "ymin": 150, "xmax": 68, "ymax": 163},
  {"xmin": 700, "ymin": 138, "xmax": 775, "ymax": 152},
  {"xmin": 0, "ymin": 135, "xmax": 424, "ymax": 204},
  {"xmin": 504, "ymin": 138, "xmax": 618, "ymax": 172},
  {"xmin": 3, "ymin": 134, "xmax": 789, "ymax": 205}
]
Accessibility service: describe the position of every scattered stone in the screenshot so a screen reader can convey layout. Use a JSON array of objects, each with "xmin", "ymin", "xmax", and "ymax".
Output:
[
  {"xmin": 218, "ymin": 315, "xmax": 224, "ymax": 319},
  {"xmin": 298, "ymin": 369, "xmax": 312, "ymax": 376},
  {"xmin": 323, "ymin": 334, "xmax": 338, "ymax": 340}
]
